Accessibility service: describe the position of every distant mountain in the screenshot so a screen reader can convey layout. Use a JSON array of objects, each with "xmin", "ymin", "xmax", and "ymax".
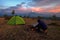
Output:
[
  {"xmin": 0, "ymin": 9, "xmax": 4, "ymax": 16},
  {"xmin": 0, "ymin": 11, "xmax": 60, "ymax": 17},
  {"xmin": 56, "ymin": 13, "xmax": 60, "ymax": 17},
  {"xmin": 16, "ymin": 12, "xmax": 55, "ymax": 17},
  {"xmin": 0, "ymin": 9, "xmax": 60, "ymax": 17}
]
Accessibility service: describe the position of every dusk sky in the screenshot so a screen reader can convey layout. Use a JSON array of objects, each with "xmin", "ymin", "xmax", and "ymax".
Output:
[{"xmin": 0, "ymin": 0, "xmax": 60, "ymax": 13}]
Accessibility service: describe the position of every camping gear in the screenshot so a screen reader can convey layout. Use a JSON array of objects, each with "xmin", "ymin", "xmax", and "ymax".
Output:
[{"xmin": 7, "ymin": 16, "xmax": 25, "ymax": 25}]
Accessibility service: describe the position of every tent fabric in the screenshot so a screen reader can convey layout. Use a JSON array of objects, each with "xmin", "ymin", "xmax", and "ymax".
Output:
[{"xmin": 7, "ymin": 16, "xmax": 25, "ymax": 25}]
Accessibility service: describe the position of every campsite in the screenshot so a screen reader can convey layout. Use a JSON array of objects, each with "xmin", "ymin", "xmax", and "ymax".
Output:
[
  {"xmin": 0, "ymin": 0, "xmax": 60, "ymax": 40},
  {"xmin": 0, "ymin": 16, "xmax": 60, "ymax": 40}
]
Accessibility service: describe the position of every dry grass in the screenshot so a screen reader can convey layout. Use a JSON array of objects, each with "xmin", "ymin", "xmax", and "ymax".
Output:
[{"xmin": 0, "ymin": 18, "xmax": 60, "ymax": 40}]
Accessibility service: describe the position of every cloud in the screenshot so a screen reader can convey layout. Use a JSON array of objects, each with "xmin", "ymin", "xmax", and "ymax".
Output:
[
  {"xmin": 3, "ymin": 5, "xmax": 60, "ymax": 13},
  {"xmin": 47, "ymin": 6, "xmax": 60, "ymax": 13},
  {"xmin": 28, "ymin": 6, "xmax": 60, "ymax": 13},
  {"xmin": 30, "ymin": 7, "xmax": 45, "ymax": 13},
  {"xmin": 16, "ymin": 2, "xmax": 26, "ymax": 7},
  {"xmin": 4, "ymin": 2, "xmax": 30, "ymax": 13},
  {"xmin": 28, "ymin": 0, "xmax": 60, "ymax": 7},
  {"xmin": 0, "ymin": 6, "xmax": 7, "ymax": 9},
  {"xmin": 1, "ymin": 1, "xmax": 60, "ymax": 14}
]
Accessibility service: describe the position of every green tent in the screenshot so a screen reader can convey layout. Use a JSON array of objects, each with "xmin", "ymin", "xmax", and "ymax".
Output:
[{"xmin": 7, "ymin": 16, "xmax": 25, "ymax": 25}]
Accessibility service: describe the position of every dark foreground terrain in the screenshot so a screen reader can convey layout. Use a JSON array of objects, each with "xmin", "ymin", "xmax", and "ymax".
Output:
[{"xmin": 0, "ymin": 18, "xmax": 60, "ymax": 40}]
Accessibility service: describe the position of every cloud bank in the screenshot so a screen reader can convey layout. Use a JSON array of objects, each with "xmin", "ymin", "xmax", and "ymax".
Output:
[{"xmin": 0, "ymin": 0, "xmax": 60, "ymax": 13}]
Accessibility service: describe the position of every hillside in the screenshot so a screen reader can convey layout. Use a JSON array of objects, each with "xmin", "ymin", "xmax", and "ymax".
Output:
[{"xmin": 0, "ymin": 18, "xmax": 60, "ymax": 40}]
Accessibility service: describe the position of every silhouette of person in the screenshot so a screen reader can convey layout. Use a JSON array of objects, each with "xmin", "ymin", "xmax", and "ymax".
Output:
[{"xmin": 35, "ymin": 19, "xmax": 47, "ymax": 33}]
